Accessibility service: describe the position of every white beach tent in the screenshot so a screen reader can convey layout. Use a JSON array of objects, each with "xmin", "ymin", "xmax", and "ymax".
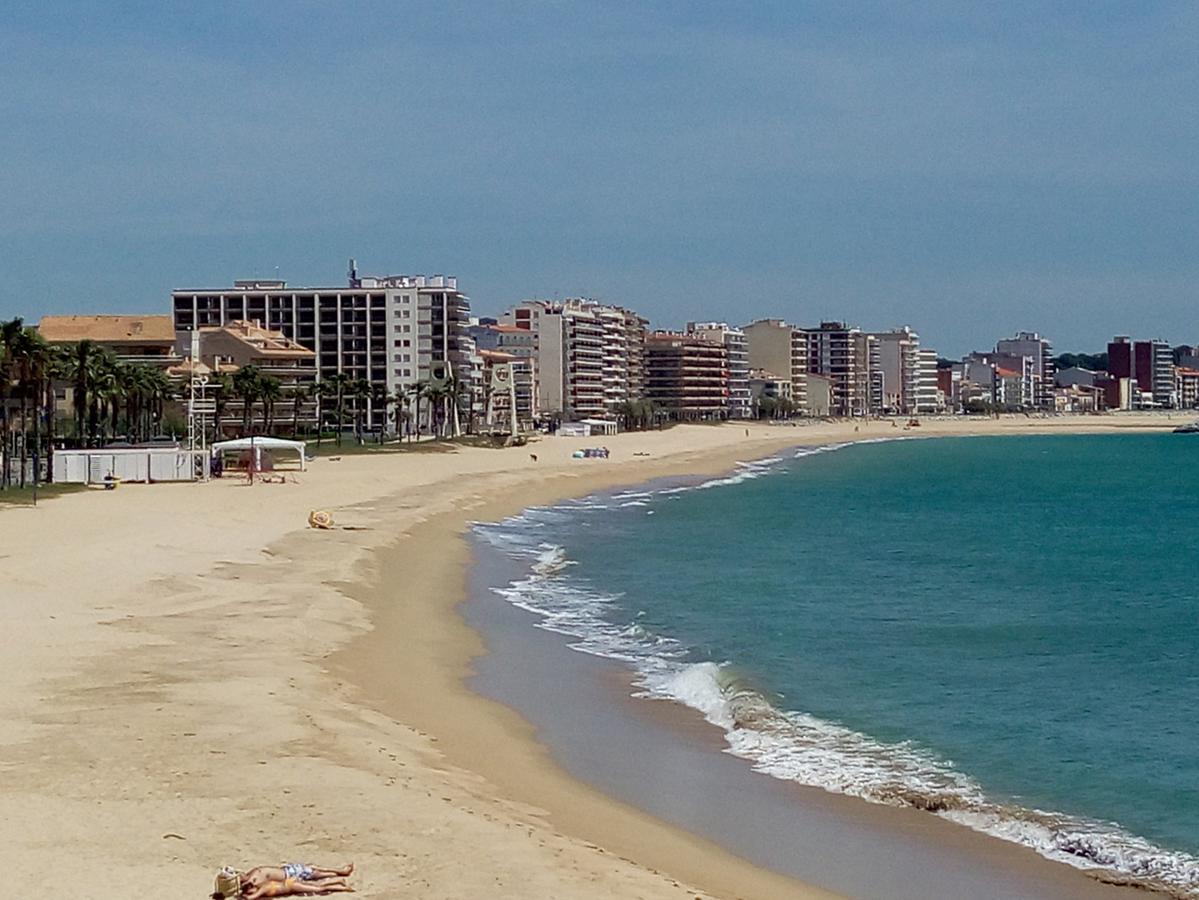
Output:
[{"xmin": 210, "ymin": 437, "xmax": 308, "ymax": 471}]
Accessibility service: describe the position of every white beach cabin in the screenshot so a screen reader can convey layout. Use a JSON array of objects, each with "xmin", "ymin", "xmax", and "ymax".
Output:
[{"xmin": 210, "ymin": 437, "xmax": 308, "ymax": 472}]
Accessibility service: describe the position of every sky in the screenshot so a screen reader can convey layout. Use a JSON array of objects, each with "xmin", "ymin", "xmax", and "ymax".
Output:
[{"xmin": 0, "ymin": 1, "xmax": 1195, "ymax": 356}]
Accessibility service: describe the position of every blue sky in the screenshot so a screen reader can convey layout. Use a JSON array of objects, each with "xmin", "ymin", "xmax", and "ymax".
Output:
[{"xmin": 1, "ymin": 1, "xmax": 1195, "ymax": 355}]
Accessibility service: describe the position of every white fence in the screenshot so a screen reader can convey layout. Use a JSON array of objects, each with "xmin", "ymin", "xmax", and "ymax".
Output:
[{"xmin": 53, "ymin": 448, "xmax": 207, "ymax": 484}]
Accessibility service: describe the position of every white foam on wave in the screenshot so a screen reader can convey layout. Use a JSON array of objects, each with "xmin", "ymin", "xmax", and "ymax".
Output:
[{"xmin": 472, "ymin": 444, "xmax": 1199, "ymax": 897}]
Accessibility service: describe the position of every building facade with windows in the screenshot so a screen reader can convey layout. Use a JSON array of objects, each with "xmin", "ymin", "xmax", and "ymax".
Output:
[
  {"xmin": 171, "ymin": 266, "xmax": 471, "ymax": 433},
  {"xmin": 686, "ymin": 322, "xmax": 752, "ymax": 419},
  {"xmin": 995, "ymin": 332, "xmax": 1054, "ymax": 410},
  {"xmin": 500, "ymin": 299, "xmax": 646, "ymax": 420},
  {"xmin": 743, "ymin": 319, "xmax": 808, "ymax": 411},
  {"xmin": 645, "ymin": 331, "xmax": 729, "ymax": 420},
  {"xmin": 804, "ymin": 322, "xmax": 877, "ymax": 416}
]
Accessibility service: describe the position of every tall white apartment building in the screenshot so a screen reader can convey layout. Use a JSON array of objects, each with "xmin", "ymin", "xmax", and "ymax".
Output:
[
  {"xmin": 995, "ymin": 332, "xmax": 1054, "ymax": 410},
  {"xmin": 686, "ymin": 322, "xmax": 752, "ymax": 419},
  {"xmin": 872, "ymin": 327, "xmax": 921, "ymax": 414},
  {"xmin": 502, "ymin": 299, "xmax": 646, "ymax": 420},
  {"xmin": 913, "ymin": 348, "xmax": 941, "ymax": 413},
  {"xmin": 171, "ymin": 263, "xmax": 471, "ymax": 433},
  {"xmin": 743, "ymin": 319, "xmax": 809, "ymax": 411}
]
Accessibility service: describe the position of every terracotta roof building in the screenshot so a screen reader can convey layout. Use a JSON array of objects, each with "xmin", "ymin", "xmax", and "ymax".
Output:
[{"xmin": 38, "ymin": 315, "xmax": 177, "ymax": 359}]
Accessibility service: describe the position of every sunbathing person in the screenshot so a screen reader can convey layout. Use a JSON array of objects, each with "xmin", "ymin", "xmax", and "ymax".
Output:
[
  {"xmin": 241, "ymin": 863, "xmax": 354, "ymax": 891},
  {"xmin": 248, "ymin": 877, "xmax": 354, "ymax": 898},
  {"xmin": 242, "ymin": 876, "xmax": 354, "ymax": 898}
]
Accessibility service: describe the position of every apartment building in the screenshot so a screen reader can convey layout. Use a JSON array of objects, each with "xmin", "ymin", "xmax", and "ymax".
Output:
[
  {"xmin": 743, "ymin": 319, "xmax": 808, "ymax": 411},
  {"xmin": 179, "ymin": 320, "xmax": 318, "ymax": 435},
  {"xmin": 995, "ymin": 332, "xmax": 1054, "ymax": 410},
  {"xmin": 644, "ymin": 332, "xmax": 729, "ymax": 420},
  {"xmin": 38, "ymin": 315, "xmax": 179, "ymax": 365},
  {"xmin": 686, "ymin": 322, "xmax": 751, "ymax": 419},
  {"xmin": 871, "ymin": 326, "xmax": 921, "ymax": 414},
  {"xmin": 1106, "ymin": 336, "xmax": 1175, "ymax": 408},
  {"xmin": 804, "ymin": 322, "xmax": 876, "ymax": 416},
  {"xmin": 501, "ymin": 299, "xmax": 646, "ymax": 420},
  {"xmin": 171, "ymin": 265, "xmax": 471, "ymax": 432},
  {"xmin": 914, "ymin": 349, "xmax": 941, "ymax": 413}
]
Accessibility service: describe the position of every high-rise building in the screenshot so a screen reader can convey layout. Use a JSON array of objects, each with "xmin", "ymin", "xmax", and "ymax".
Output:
[
  {"xmin": 1108, "ymin": 335, "xmax": 1175, "ymax": 408},
  {"xmin": 913, "ymin": 348, "xmax": 941, "ymax": 413},
  {"xmin": 871, "ymin": 326, "xmax": 921, "ymax": 414},
  {"xmin": 995, "ymin": 332, "xmax": 1054, "ymax": 410},
  {"xmin": 1135, "ymin": 339, "xmax": 1175, "ymax": 408},
  {"xmin": 804, "ymin": 322, "xmax": 876, "ymax": 416},
  {"xmin": 644, "ymin": 332, "xmax": 729, "ymax": 420},
  {"xmin": 171, "ymin": 265, "xmax": 471, "ymax": 433},
  {"xmin": 686, "ymin": 322, "xmax": 752, "ymax": 419},
  {"xmin": 501, "ymin": 299, "xmax": 646, "ymax": 420},
  {"xmin": 743, "ymin": 319, "xmax": 808, "ymax": 411}
]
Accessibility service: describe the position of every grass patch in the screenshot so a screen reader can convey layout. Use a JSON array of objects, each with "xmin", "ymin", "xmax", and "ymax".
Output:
[{"xmin": 0, "ymin": 482, "xmax": 89, "ymax": 507}]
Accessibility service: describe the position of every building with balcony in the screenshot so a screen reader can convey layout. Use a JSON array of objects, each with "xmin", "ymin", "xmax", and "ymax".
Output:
[
  {"xmin": 995, "ymin": 332, "xmax": 1054, "ymax": 410},
  {"xmin": 175, "ymin": 320, "xmax": 318, "ymax": 436},
  {"xmin": 743, "ymin": 319, "xmax": 808, "ymax": 411},
  {"xmin": 687, "ymin": 322, "xmax": 751, "ymax": 419},
  {"xmin": 645, "ymin": 332, "xmax": 729, "ymax": 420},
  {"xmin": 171, "ymin": 264, "xmax": 472, "ymax": 433},
  {"xmin": 501, "ymin": 299, "xmax": 646, "ymax": 420},
  {"xmin": 871, "ymin": 326, "xmax": 921, "ymax": 414},
  {"xmin": 804, "ymin": 322, "xmax": 876, "ymax": 416},
  {"xmin": 913, "ymin": 348, "xmax": 941, "ymax": 413}
]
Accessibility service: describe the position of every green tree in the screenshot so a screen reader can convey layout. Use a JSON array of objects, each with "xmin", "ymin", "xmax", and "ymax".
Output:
[
  {"xmin": 231, "ymin": 365, "xmax": 263, "ymax": 435},
  {"xmin": 258, "ymin": 375, "xmax": 283, "ymax": 434}
]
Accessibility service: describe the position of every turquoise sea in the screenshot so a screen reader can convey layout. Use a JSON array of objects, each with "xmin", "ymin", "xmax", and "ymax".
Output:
[{"xmin": 475, "ymin": 434, "xmax": 1199, "ymax": 895}]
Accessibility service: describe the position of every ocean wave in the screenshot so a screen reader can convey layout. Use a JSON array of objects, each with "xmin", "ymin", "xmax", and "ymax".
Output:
[{"xmin": 471, "ymin": 448, "xmax": 1199, "ymax": 898}]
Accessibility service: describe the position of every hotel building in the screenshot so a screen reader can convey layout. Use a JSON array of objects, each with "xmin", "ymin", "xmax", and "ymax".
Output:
[{"xmin": 171, "ymin": 265, "xmax": 471, "ymax": 432}]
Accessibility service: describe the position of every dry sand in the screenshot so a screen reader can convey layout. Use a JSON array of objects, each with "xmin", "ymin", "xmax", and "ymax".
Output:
[{"xmin": 0, "ymin": 415, "xmax": 1178, "ymax": 899}]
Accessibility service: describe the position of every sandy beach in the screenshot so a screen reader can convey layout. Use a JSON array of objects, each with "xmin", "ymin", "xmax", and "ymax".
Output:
[{"xmin": 0, "ymin": 415, "xmax": 1180, "ymax": 899}]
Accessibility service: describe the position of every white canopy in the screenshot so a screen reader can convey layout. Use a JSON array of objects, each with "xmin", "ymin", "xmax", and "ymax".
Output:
[{"xmin": 211, "ymin": 437, "xmax": 308, "ymax": 470}]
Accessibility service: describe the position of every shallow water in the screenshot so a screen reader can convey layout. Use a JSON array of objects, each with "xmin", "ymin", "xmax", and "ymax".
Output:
[{"xmin": 473, "ymin": 434, "xmax": 1199, "ymax": 896}]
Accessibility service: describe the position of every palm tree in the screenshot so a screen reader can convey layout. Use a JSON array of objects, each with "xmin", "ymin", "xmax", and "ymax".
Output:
[
  {"xmin": 371, "ymin": 383, "xmax": 395, "ymax": 442},
  {"xmin": 0, "ymin": 317, "xmax": 25, "ymax": 487},
  {"xmin": 11, "ymin": 327, "xmax": 52, "ymax": 487},
  {"xmin": 231, "ymin": 365, "xmax": 263, "ymax": 435},
  {"xmin": 348, "ymin": 378, "xmax": 372, "ymax": 443},
  {"xmin": 210, "ymin": 371, "xmax": 233, "ymax": 439},
  {"xmin": 289, "ymin": 382, "xmax": 314, "ymax": 437},
  {"xmin": 318, "ymin": 373, "xmax": 351, "ymax": 446},
  {"xmin": 258, "ymin": 375, "xmax": 282, "ymax": 434}
]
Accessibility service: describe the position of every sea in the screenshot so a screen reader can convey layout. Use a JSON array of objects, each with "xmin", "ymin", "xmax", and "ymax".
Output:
[{"xmin": 472, "ymin": 434, "xmax": 1199, "ymax": 897}]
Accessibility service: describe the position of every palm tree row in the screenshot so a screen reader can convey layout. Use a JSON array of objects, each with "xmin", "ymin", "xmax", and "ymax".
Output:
[{"xmin": 1, "ymin": 320, "xmax": 178, "ymax": 488}]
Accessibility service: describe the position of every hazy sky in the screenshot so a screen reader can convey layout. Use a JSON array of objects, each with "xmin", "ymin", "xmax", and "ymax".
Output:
[{"xmin": 1, "ymin": 1, "xmax": 1195, "ymax": 355}]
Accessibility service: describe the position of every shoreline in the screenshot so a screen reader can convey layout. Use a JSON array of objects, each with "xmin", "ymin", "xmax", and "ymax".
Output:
[
  {"xmin": 335, "ymin": 420, "xmax": 1165, "ymax": 899},
  {"xmin": 0, "ymin": 416, "xmax": 1182, "ymax": 898}
]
